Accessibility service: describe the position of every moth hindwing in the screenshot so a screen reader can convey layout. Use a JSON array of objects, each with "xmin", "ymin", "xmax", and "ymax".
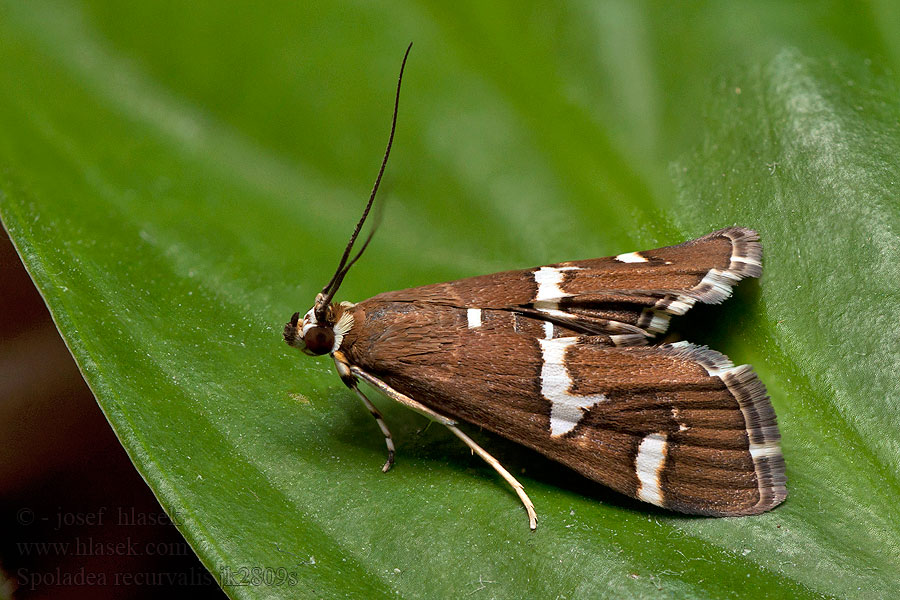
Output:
[{"xmin": 283, "ymin": 46, "xmax": 786, "ymax": 530}]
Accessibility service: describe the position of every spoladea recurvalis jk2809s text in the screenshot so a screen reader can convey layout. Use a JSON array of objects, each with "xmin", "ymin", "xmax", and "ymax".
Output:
[{"xmin": 283, "ymin": 45, "xmax": 786, "ymax": 530}]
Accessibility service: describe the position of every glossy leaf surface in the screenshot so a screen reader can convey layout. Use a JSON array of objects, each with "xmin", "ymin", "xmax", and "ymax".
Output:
[{"xmin": 1, "ymin": 2, "xmax": 898, "ymax": 598}]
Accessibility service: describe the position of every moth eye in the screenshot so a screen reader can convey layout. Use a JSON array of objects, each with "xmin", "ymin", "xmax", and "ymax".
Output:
[{"xmin": 303, "ymin": 326, "xmax": 335, "ymax": 355}]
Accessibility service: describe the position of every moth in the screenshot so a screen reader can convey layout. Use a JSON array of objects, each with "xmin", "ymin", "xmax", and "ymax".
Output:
[{"xmin": 284, "ymin": 45, "xmax": 786, "ymax": 529}]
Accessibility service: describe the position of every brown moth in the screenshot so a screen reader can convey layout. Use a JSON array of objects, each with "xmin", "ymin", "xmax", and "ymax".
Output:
[{"xmin": 284, "ymin": 45, "xmax": 786, "ymax": 529}]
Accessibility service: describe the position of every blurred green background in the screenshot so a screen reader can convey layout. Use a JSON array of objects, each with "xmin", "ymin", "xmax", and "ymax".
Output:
[{"xmin": 1, "ymin": 1, "xmax": 899, "ymax": 598}]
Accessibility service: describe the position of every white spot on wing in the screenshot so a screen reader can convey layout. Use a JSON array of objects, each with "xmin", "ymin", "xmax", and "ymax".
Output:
[
  {"xmin": 534, "ymin": 266, "xmax": 580, "ymax": 302},
  {"xmin": 615, "ymin": 251, "xmax": 648, "ymax": 263},
  {"xmin": 749, "ymin": 441, "xmax": 782, "ymax": 460},
  {"xmin": 539, "ymin": 337, "xmax": 608, "ymax": 436},
  {"xmin": 697, "ymin": 268, "xmax": 740, "ymax": 301},
  {"xmin": 543, "ymin": 320, "xmax": 554, "ymax": 339},
  {"xmin": 635, "ymin": 432, "xmax": 668, "ymax": 505},
  {"xmin": 535, "ymin": 303, "xmax": 568, "ymax": 319},
  {"xmin": 643, "ymin": 309, "xmax": 670, "ymax": 334},
  {"xmin": 664, "ymin": 296, "xmax": 697, "ymax": 315},
  {"xmin": 467, "ymin": 308, "xmax": 482, "ymax": 329}
]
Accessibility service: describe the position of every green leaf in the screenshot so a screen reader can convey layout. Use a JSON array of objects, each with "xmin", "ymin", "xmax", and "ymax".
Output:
[{"xmin": 2, "ymin": 1, "xmax": 898, "ymax": 598}]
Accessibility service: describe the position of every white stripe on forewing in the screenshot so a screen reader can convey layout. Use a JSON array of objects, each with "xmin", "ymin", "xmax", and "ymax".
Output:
[
  {"xmin": 543, "ymin": 320, "xmax": 554, "ymax": 339},
  {"xmin": 635, "ymin": 432, "xmax": 668, "ymax": 505},
  {"xmin": 535, "ymin": 304, "xmax": 568, "ymax": 319},
  {"xmin": 467, "ymin": 308, "xmax": 482, "ymax": 328},
  {"xmin": 539, "ymin": 337, "xmax": 608, "ymax": 436},
  {"xmin": 533, "ymin": 266, "xmax": 580, "ymax": 302},
  {"xmin": 615, "ymin": 251, "xmax": 648, "ymax": 263}
]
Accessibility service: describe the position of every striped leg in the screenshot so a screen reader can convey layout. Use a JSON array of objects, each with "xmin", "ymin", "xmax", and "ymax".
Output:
[
  {"xmin": 446, "ymin": 425, "xmax": 538, "ymax": 531},
  {"xmin": 335, "ymin": 355, "xmax": 537, "ymax": 529},
  {"xmin": 349, "ymin": 364, "xmax": 456, "ymax": 425},
  {"xmin": 351, "ymin": 384, "xmax": 395, "ymax": 473}
]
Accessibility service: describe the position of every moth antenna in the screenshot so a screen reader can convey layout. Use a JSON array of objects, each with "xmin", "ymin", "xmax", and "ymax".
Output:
[
  {"xmin": 317, "ymin": 42, "xmax": 412, "ymax": 319},
  {"xmin": 325, "ymin": 200, "xmax": 384, "ymax": 302}
]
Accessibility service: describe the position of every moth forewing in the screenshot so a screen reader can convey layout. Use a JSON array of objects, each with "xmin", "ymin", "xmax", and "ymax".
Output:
[
  {"xmin": 283, "ymin": 46, "xmax": 785, "ymax": 529},
  {"xmin": 287, "ymin": 228, "xmax": 786, "ymax": 528}
]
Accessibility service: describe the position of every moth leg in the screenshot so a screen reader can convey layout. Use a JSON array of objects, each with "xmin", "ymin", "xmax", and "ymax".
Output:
[
  {"xmin": 350, "ymin": 384, "xmax": 395, "ymax": 473},
  {"xmin": 334, "ymin": 357, "xmax": 535, "ymax": 529},
  {"xmin": 445, "ymin": 425, "xmax": 538, "ymax": 531},
  {"xmin": 347, "ymin": 363, "xmax": 456, "ymax": 426},
  {"xmin": 333, "ymin": 353, "xmax": 456, "ymax": 472}
]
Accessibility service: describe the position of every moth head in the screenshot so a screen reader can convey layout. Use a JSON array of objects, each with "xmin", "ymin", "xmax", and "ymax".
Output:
[
  {"xmin": 284, "ymin": 44, "xmax": 409, "ymax": 358},
  {"xmin": 283, "ymin": 305, "xmax": 335, "ymax": 356},
  {"xmin": 283, "ymin": 298, "xmax": 354, "ymax": 357}
]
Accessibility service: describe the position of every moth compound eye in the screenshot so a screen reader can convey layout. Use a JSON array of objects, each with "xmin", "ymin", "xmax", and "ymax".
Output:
[{"xmin": 303, "ymin": 326, "xmax": 335, "ymax": 355}]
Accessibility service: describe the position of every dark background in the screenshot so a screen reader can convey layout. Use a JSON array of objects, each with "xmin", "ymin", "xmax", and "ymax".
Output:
[{"xmin": 1, "ymin": 228, "xmax": 224, "ymax": 599}]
